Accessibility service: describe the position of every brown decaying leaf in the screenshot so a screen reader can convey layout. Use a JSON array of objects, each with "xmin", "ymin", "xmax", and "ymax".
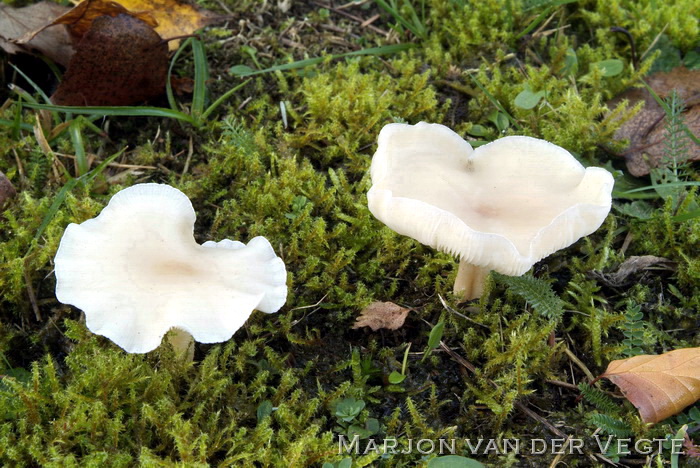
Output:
[
  {"xmin": 594, "ymin": 255, "xmax": 676, "ymax": 287},
  {"xmin": 51, "ymin": 14, "xmax": 168, "ymax": 106},
  {"xmin": 170, "ymin": 76, "xmax": 194, "ymax": 95},
  {"xmin": 0, "ymin": 171, "xmax": 17, "ymax": 209},
  {"xmin": 0, "ymin": 1, "xmax": 73, "ymax": 66},
  {"xmin": 353, "ymin": 301, "xmax": 410, "ymax": 331},
  {"xmin": 602, "ymin": 348, "xmax": 700, "ymax": 423},
  {"xmin": 45, "ymin": 0, "xmax": 158, "ymax": 43},
  {"xmin": 608, "ymin": 67, "xmax": 700, "ymax": 176}
]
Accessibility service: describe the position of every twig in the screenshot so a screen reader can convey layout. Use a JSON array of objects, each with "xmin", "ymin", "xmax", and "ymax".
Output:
[
  {"xmin": 563, "ymin": 346, "xmax": 596, "ymax": 381},
  {"xmin": 548, "ymin": 436, "xmax": 575, "ymax": 468},
  {"xmin": 181, "ymin": 136, "xmax": 194, "ymax": 179},
  {"xmin": 360, "ymin": 14, "xmax": 380, "ymax": 28},
  {"xmin": 23, "ymin": 262, "xmax": 41, "ymax": 322},
  {"xmin": 546, "ymin": 379, "xmax": 579, "ymax": 391},
  {"xmin": 640, "ymin": 24, "xmax": 669, "ymax": 61},
  {"xmin": 311, "ymin": 1, "xmax": 390, "ymax": 36},
  {"xmin": 514, "ymin": 400, "xmax": 568, "ymax": 439},
  {"xmin": 291, "ymin": 293, "xmax": 330, "ymax": 327},
  {"xmin": 55, "ymin": 153, "xmax": 156, "ymax": 170},
  {"xmin": 437, "ymin": 294, "xmax": 489, "ymax": 329}
]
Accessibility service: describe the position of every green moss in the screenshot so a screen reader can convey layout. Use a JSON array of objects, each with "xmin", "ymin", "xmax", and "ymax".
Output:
[
  {"xmin": 578, "ymin": 0, "xmax": 699, "ymax": 51},
  {"xmin": 286, "ymin": 58, "xmax": 443, "ymax": 174}
]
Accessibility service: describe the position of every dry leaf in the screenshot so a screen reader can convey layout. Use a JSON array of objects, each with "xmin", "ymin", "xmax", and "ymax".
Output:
[
  {"xmin": 51, "ymin": 14, "xmax": 168, "ymax": 106},
  {"xmin": 602, "ymin": 348, "xmax": 700, "ymax": 423},
  {"xmin": 116, "ymin": 0, "xmax": 218, "ymax": 51},
  {"xmin": 353, "ymin": 301, "xmax": 410, "ymax": 331},
  {"xmin": 170, "ymin": 76, "xmax": 195, "ymax": 95},
  {"xmin": 0, "ymin": 171, "xmax": 17, "ymax": 209},
  {"xmin": 43, "ymin": 0, "xmax": 158, "ymax": 43},
  {"xmin": 608, "ymin": 67, "xmax": 700, "ymax": 176},
  {"xmin": 16, "ymin": 0, "xmax": 217, "ymax": 56},
  {"xmin": 593, "ymin": 255, "xmax": 676, "ymax": 287},
  {"xmin": 0, "ymin": 1, "xmax": 73, "ymax": 66}
]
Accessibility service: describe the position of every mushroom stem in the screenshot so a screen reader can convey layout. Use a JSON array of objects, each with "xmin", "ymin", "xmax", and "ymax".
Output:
[
  {"xmin": 165, "ymin": 327, "xmax": 195, "ymax": 361},
  {"xmin": 453, "ymin": 260, "xmax": 490, "ymax": 300}
]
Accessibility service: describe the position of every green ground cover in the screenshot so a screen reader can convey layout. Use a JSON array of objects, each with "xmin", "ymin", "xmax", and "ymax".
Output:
[{"xmin": 0, "ymin": 0, "xmax": 699, "ymax": 466}]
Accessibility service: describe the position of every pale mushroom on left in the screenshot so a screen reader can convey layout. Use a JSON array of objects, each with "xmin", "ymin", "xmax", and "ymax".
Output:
[{"xmin": 54, "ymin": 183, "xmax": 287, "ymax": 358}]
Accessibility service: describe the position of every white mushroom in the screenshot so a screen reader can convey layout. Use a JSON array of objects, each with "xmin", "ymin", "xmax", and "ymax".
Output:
[
  {"xmin": 367, "ymin": 122, "xmax": 614, "ymax": 300},
  {"xmin": 54, "ymin": 183, "xmax": 287, "ymax": 354}
]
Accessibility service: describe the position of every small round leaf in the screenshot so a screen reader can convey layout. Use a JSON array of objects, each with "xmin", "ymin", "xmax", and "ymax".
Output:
[
  {"xmin": 427, "ymin": 455, "xmax": 485, "ymax": 468},
  {"xmin": 388, "ymin": 371, "xmax": 406, "ymax": 384},
  {"xmin": 514, "ymin": 89, "xmax": 545, "ymax": 109},
  {"xmin": 592, "ymin": 59, "xmax": 624, "ymax": 77}
]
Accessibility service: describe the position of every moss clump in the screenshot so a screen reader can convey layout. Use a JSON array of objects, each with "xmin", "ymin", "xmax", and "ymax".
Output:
[
  {"xmin": 577, "ymin": 0, "xmax": 699, "ymax": 50},
  {"xmin": 286, "ymin": 58, "xmax": 443, "ymax": 174}
]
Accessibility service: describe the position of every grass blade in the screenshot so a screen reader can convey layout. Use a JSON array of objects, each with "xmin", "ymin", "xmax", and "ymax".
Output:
[
  {"xmin": 470, "ymin": 75, "xmax": 522, "ymax": 131},
  {"xmin": 191, "ymin": 37, "xmax": 209, "ymax": 120},
  {"xmin": 201, "ymin": 79, "xmax": 252, "ymax": 121},
  {"xmin": 23, "ymin": 103, "xmax": 197, "ymax": 125},
  {"xmin": 518, "ymin": 0, "xmax": 578, "ymax": 39},
  {"xmin": 30, "ymin": 178, "xmax": 80, "ymax": 250},
  {"xmin": 166, "ymin": 37, "xmax": 193, "ymax": 113},
  {"xmin": 0, "ymin": 118, "xmax": 33, "ymax": 132},
  {"xmin": 229, "ymin": 44, "xmax": 414, "ymax": 77},
  {"xmin": 617, "ymin": 181, "xmax": 700, "ymax": 195},
  {"xmin": 10, "ymin": 64, "xmax": 52, "ymax": 104},
  {"xmin": 28, "ymin": 147, "xmax": 126, "ymax": 255},
  {"xmin": 374, "ymin": 0, "xmax": 427, "ymax": 40},
  {"xmin": 69, "ymin": 120, "xmax": 88, "ymax": 176}
]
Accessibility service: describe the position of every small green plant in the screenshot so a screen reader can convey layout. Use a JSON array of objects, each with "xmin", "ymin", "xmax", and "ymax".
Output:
[
  {"xmin": 421, "ymin": 320, "xmax": 445, "ymax": 363},
  {"xmin": 374, "ymin": 0, "xmax": 428, "ymax": 40},
  {"xmin": 323, "ymin": 458, "xmax": 352, "ymax": 468},
  {"xmin": 494, "ymin": 273, "xmax": 565, "ymax": 320},
  {"xmin": 387, "ymin": 343, "xmax": 411, "ymax": 386},
  {"xmin": 256, "ymin": 400, "xmax": 276, "ymax": 422},
  {"xmin": 614, "ymin": 88, "xmax": 700, "ymax": 220},
  {"xmin": 579, "ymin": 382, "xmax": 632, "ymax": 444},
  {"xmin": 513, "ymin": 84, "xmax": 546, "ymax": 110},
  {"xmin": 332, "ymin": 398, "xmax": 380, "ymax": 439},
  {"xmin": 285, "ymin": 195, "xmax": 311, "ymax": 220},
  {"xmin": 618, "ymin": 301, "xmax": 648, "ymax": 357},
  {"xmin": 427, "ymin": 455, "xmax": 485, "ymax": 468}
]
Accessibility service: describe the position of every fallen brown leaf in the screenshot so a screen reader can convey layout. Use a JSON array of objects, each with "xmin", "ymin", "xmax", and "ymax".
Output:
[
  {"xmin": 170, "ymin": 76, "xmax": 195, "ymax": 95},
  {"xmin": 44, "ymin": 0, "xmax": 158, "ymax": 43},
  {"xmin": 0, "ymin": 171, "xmax": 17, "ymax": 209},
  {"xmin": 18, "ymin": 0, "xmax": 216, "ymax": 52},
  {"xmin": 353, "ymin": 301, "xmax": 410, "ymax": 331},
  {"xmin": 0, "ymin": 1, "xmax": 73, "ymax": 66},
  {"xmin": 51, "ymin": 14, "xmax": 168, "ymax": 106},
  {"xmin": 593, "ymin": 255, "xmax": 676, "ymax": 287},
  {"xmin": 608, "ymin": 67, "xmax": 700, "ymax": 176},
  {"xmin": 602, "ymin": 348, "xmax": 700, "ymax": 423}
]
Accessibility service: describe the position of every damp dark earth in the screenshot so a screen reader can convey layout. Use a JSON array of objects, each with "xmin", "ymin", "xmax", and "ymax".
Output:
[{"xmin": 0, "ymin": 0, "xmax": 699, "ymax": 466}]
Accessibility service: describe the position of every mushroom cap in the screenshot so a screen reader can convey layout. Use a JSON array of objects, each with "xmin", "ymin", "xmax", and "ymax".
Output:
[
  {"xmin": 367, "ymin": 122, "xmax": 614, "ymax": 275},
  {"xmin": 54, "ymin": 183, "xmax": 287, "ymax": 353}
]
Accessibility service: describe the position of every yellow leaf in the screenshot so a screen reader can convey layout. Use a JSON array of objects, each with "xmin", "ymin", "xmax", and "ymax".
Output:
[
  {"xmin": 114, "ymin": 0, "xmax": 217, "ymax": 50},
  {"xmin": 23, "ymin": 0, "xmax": 217, "ymax": 52},
  {"xmin": 602, "ymin": 348, "xmax": 700, "ymax": 423}
]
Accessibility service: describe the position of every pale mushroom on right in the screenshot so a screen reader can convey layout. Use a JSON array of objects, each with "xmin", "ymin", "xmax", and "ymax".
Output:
[{"xmin": 367, "ymin": 122, "xmax": 615, "ymax": 300}]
